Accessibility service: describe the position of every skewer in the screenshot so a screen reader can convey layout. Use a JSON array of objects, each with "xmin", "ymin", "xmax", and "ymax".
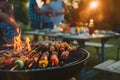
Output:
[
  {"xmin": 10, "ymin": 65, "xmax": 17, "ymax": 71},
  {"xmin": 61, "ymin": 51, "xmax": 69, "ymax": 60},
  {"xmin": 28, "ymin": 62, "xmax": 33, "ymax": 68},
  {"xmin": 0, "ymin": 49, "xmax": 9, "ymax": 53},
  {"xmin": 39, "ymin": 51, "xmax": 49, "ymax": 68},
  {"xmin": 29, "ymin": 47, "xmax": 38, "ymax": 54},
  {"xmin": 29, "ymin": 45, "xmax": 42, "ymax": 54},
  {"xmin": 39, "ymin": 60, "xmax": 48, "ymax": 68},
  {"xmin": 50, "ymin": 51, "xmax": 59, "ymax": 66},
  {"xmin": 0, "ymin": 58, "xmax": 15, "ymax": 69},
  {"xmin": 10, "ymin": 60, "xmax": 24, "ymax": 71},
  {"xmin": 28, "ymin": 52, "xmax": 41, "ymax": 68}
]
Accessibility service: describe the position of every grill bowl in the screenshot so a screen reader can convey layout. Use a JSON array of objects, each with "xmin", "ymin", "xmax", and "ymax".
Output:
[{"xmin": 0, "ymin": 48, "xmax": 89, "ymax": 80}]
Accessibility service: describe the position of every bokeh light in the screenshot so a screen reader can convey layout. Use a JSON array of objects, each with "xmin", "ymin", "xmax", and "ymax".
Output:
[{"xmin": 90, "ymin": 1, "xmax": 98, "ymax": 9}]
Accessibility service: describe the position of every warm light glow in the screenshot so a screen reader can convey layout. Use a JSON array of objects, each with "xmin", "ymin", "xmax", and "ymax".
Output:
[
  {"xmin": 14, "ymin": 29, "xmax": 23, "ymax": 52},
  {"xmin": 25, "ymin": 37, "xmax": 31, "ymax": 51},
  {"xmin": 90, "ymin": 1, "xmax": 98, "ymax": 9},
  {"xmin": 72, "ymin": 1, "xmax": 79, "ymax": 9},
  {"xmin": 90, "ymin": 19, "xmax": 94, "ymax": 23},
  {"xmin": 46, "ymin": 0, "xmax": 50, "ymax": 4},
  {"xmin": 89, "ymin": 19, "xmax": 94, "ymax": 27}
]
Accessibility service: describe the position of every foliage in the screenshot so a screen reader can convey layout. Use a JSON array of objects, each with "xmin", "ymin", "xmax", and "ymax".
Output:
[{"xmin": 9, "ymin": 0, "xmax": 29, "ymax": 25}]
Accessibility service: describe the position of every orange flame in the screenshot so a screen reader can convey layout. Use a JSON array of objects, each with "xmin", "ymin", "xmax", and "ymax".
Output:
[
  {"xmin": 14, "ymin": 28, "xmax": 32, "ymax": 52},
  {"xmin": 25, "ymin": 37, "xmax": 31, "ymax": 51},
  {"xmin": 13, "ymin": 29, "xmax": 23, "ymax": 52}
]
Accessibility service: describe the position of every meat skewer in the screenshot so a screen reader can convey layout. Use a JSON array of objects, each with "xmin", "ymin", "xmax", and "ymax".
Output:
[
  {"xmin": 4, "ymin": 58, "xmax": 15, "ymax": 66},
  {"xmin": 0, "ymin": 57, "xmax": 15, "ymax": 69},
  {"xmin": 61, "ymin": 51, "xmax": 69, "ymax": 60},
  {"xmin": 39, "ymin": 51, "xmax": 49, "ymax": 68},
  {"xmin": 50, "ymin": 51, "xmax": 59, "ymax": 66},
  {"xmin": 28, "ymin": 52, "xmax": 41, "ymax": 68}
]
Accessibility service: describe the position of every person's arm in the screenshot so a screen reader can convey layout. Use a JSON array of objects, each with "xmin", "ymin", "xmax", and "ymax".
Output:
[
  {"xmin": 0, "ymin": 12, "xmax": 18, "ymax": 31},
  {"xmin": 10, "ymin": 17, "xmax": 19, "ymax": 30},
  {"xmin": 0, "ymin": 11, "xmax": 11, "ymax": 24}
]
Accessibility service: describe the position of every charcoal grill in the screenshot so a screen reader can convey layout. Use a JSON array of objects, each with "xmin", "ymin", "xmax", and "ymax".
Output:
[{"xmin": 0, "ymin": 48, "xmax": 89, "ymax": 80}]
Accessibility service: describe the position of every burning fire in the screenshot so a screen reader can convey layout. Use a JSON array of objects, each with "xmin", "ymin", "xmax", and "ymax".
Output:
[
  {"xmin": 13, "ymin": 29, "xmax": 31, "ymax": 52},
  {"xmin": 25, "ymin": 37, "xmax": 32, "ymax": 51},
  {"xmin": 14, "ymin": 29, "xmax": 23, "ymax": 52}
]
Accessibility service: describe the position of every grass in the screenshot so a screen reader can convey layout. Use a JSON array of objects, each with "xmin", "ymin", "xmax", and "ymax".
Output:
[
  {"xmin": 22, "ymin": 34, "xmax": 120, "ymax": 80},
  {"xmin": 80, "ymin": 38, "xmax": 120, "ymax": 80}
]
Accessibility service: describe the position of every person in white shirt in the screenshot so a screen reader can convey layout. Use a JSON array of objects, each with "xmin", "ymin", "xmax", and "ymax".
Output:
[{"xmin": 49, "ymin": 0, "xmax": 67, "ymax": 27}]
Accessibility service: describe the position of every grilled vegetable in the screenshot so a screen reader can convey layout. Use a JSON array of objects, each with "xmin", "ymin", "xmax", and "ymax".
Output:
[
  {"xmin": 39, "ymin": 52, "xmax": 49, "ymax": 68},
  {"xmin": 10, "ymin": 60, "xmax": 24, "ymax": 71},
  {"xmin": 50, "ymin": 51, "xmax": 59, "ymax": 66}
]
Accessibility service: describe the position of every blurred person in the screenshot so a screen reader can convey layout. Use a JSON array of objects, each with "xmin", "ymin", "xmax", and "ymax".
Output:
[
  {"xmin": 29, "ymin": 0, "xmax": 41, "ymax": 42},
  {"xmin": 0, "ymin": 4, "xmax": 19, "ymax": 44},
  {"xmin": 29, "ymin": 0, "xmax": 52, "ymax": 42},
  {"xmin": 0, "ymin": 0, "xmax": 18, "ymax": 30},
  {"xmin": 49, "ymin": 0, "xmax": 68, "ymax": 27},
  {"xmin": 0, "ymin": 0, "xmax": 8, "ymax": 45},
  {"xmin": 41, "ymin": 0, "xmax": 54, "ymax": 29},
  {"xmin": 0, "ymin": 0, "xmax": 18, "ymax": 45}
]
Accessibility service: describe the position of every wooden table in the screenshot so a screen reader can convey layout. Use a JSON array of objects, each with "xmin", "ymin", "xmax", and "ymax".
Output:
[{"xmin": 61, "ymin": 33, "xmax": 120, "ymax": 62}]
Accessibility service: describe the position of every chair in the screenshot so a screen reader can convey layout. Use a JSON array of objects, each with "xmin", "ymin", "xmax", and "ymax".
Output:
[{"xmin": 93, "ymin": 38, "xmax": 120, "ymax": 80}]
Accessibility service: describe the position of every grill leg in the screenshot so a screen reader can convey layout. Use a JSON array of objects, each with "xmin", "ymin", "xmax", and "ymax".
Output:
[{"xmin": 80, "ymin": 68, "xmax": 86, "ymax": 80}]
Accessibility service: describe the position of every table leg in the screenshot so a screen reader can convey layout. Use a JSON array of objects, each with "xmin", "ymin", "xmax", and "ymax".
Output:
[
  {"xmin": 101, "ymin": 38, "xmax": 109, "ymax": 62},
  {"xmin": 101, "ymin": 41, "xmax": 105, "ymax": 62}
]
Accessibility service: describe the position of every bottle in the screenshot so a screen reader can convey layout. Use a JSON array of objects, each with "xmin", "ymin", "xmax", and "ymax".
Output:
[
  {"xmin": 76, "ymin": 22, "xmax": 82, "ymax": 34},
  {"xmin": 88, "ymin": 19, "xmax": 94, "ymax": 35},
  {"xmin": 65, "ymin": 24, "xmax": 70, "ymax": 34}
]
